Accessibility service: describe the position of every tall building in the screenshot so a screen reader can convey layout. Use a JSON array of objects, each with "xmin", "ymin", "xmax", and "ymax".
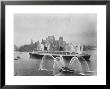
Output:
[
  {"xmin": 46, "ymin": 35, "xmax": 55, "ymax": 43},
  {"xmin": 45, "ymin": 35, "xmax": 56, "ymax": 51},
  {"xmin": 58, "ymin": 36, "xmax": 65, "ymax": 51},
  {"xmin": 31, "ymin": 39, "xmax": 33, "ymax": 45}
]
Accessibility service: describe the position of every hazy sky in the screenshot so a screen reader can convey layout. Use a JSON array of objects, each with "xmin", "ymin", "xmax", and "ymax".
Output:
[{"xmin": 14, "ymin": 14, "xmax": 97, "ymax": 47}]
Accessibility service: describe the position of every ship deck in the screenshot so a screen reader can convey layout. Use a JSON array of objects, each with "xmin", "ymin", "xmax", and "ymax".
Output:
[{"xmin": 30, "ymin": 51, "xmax": 89, "ymax": 56}]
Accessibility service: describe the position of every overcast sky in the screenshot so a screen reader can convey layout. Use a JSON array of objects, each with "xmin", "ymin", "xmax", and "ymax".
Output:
[{"xmin": 14, "ymin": 14, "xmax": 97, "ymax": 47}]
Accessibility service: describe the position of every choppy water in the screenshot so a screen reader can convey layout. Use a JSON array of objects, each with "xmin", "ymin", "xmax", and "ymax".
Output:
[{"xmin": 14, "ymin": 50, "xmax": 97, "ymax": 76}]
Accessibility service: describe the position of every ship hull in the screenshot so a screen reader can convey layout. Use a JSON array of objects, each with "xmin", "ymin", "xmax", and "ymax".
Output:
[{"xmin": 29, "ymin": 52, "xmax": 90, "ymax": 61}]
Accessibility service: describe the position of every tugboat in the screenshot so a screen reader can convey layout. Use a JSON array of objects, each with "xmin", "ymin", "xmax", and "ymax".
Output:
[{"xmin": 14, "ymin": 56, "xmax": 21, "ymax": 60}]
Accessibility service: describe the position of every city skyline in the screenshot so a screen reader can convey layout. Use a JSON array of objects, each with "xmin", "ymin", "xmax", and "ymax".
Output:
[{"xmin": 14, "ymin": 14, "xmax": 97, "ymax": 47}]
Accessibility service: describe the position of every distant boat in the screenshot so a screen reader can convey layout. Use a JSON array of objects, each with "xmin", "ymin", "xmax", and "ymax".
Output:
[
  {"xmin": 14, "ymin": 58, "xmax": 18, "ymax": 60},
  {"xmin": 14, "ymin": 56, "xmax": 21, "ymax": 60}
]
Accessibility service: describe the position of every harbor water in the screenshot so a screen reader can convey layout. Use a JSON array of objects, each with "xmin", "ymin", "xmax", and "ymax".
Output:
[{"xmin": 14, "ymin": 50, "xmax": 97, "ymax": 76}]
